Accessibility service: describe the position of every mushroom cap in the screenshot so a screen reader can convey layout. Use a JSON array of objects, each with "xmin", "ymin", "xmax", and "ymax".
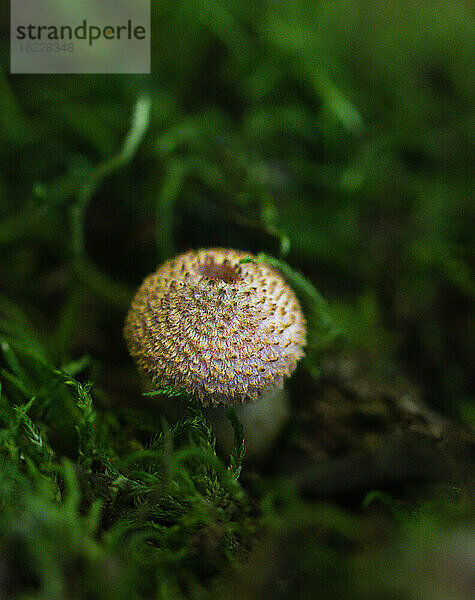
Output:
[{"xmin": 124, "ymin": 248, "xmax": 306, "ymax": 406}]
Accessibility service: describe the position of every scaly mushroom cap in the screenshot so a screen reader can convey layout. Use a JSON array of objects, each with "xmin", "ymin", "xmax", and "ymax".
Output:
[{"xmin": 124, "ymin": 248, "xmax": 306, "ymax": 406}]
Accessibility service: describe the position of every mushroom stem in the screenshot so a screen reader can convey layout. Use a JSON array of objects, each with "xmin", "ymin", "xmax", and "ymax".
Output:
[
  {"xmin": 148, "ymin": 385, "xmax": 289, "ymax": 462},
  {"xmin": 205, "ymin": 387, "xmax": 289, "ymax": 462}
]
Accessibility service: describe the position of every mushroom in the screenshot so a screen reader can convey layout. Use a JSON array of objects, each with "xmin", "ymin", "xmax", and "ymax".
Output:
[{"xmin": 124, "ymin": 248, "xmax": 307, "ymax": 460}]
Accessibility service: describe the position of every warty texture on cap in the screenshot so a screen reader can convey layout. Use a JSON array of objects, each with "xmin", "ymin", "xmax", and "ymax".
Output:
[{"xmin": 124, "ymin": 248, "xmax": 307, "ymax": 406}]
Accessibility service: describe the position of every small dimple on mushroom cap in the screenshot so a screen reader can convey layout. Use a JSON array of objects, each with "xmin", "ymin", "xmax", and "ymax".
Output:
[{"xmin": 124, "ymin": 248, "xmax": 307, "ymax": 407}]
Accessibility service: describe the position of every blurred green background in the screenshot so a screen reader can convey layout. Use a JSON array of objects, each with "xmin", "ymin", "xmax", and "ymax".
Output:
[{"xmin": 0, "ymin": 1, "xmax": 474, "ymax": 599}]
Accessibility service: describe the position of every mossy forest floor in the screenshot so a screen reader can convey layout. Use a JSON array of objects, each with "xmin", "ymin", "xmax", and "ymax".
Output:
[{"xmin": 0, "ymin": 2, "xmax": 474, "ymax": 599}]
